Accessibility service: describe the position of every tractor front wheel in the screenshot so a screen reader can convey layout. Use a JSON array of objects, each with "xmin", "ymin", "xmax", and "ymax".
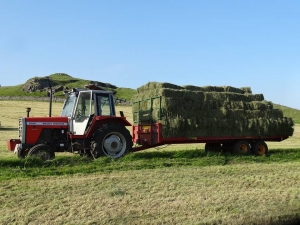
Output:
[
  {"xmin": 28, "ymin": 144, "xmax": 55, "ymax": 161},
  {"xmin": 91, "ymin": 124, "xmax": 133, "ymax": 159},
  {"xmin": 17, "ymin": 148, "xmax": 29, "ymax": 159}
]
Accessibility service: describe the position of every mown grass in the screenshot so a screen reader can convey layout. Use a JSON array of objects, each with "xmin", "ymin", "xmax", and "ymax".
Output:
[
  {"xmin": 0, "ymin": 148, "xmax": 300, "ymax": 182},
  {"xmin": 1, "ymin": 161, "xmax": 299, "ymax": 225}
]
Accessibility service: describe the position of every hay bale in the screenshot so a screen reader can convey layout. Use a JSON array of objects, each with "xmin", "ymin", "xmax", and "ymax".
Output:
[
  {"xmin": 183, "ymin": 85, "xmax": 225, "ymax": 92},
  {"xmin": 240, "ymin": 87, "xmax": 252, "ymax": 94},
  {"xmin": 223, "ymin": 86, "xmax": 244, "ymax": 94},
  {"xmin": 182, "ymin": 85, "xmax": 206, "ymax": 92},
  {"xmin": 250, "ymin": 101, "xmax": 273, "ymax": 110},
  {"xmin": 183, "ymin": 85, "xmax": 251, "ymax": 94},
  {"xmin": 269, "ymin": 109, "xmax": 283, "ymax": 118},
  {"xmin": 137, "ymin": 82, "xmax": 183, "ymax": 93},
  {"xmin": 132, "ymin": 82, "xmax": 294, "ymax": 138}
]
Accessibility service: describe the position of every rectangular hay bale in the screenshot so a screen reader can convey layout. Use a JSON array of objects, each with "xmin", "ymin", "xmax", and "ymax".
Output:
[{"xmin": 133, "ymin": 82, "xmax": 293, "ymax": 138}]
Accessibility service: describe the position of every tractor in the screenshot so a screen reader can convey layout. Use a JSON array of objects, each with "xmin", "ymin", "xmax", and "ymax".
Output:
[{"xmin": 8, "ymin": 84, "xmax": 133, "ymax": 160}]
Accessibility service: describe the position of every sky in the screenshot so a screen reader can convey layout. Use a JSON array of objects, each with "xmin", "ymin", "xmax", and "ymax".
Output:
[{"xmin": 0, "ymin": 0, "xmax": 300, "ymax": 109}]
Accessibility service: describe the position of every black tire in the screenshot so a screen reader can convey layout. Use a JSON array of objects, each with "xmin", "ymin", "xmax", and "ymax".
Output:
[
  {"xmin": 28, "ymin": 144, "xmax": 55, "ymax": 161},
  {"xmin": 232, "ymin": 140, "xmax": 251, "ymax": 154},
  {"xmin": 205, "ymin": 143, "xmax": 222, "ymax": 152},
  {"xmin": 17, "ymin": 148, "xmax": 29, "ymax": 159},
  {"xmin": 91, "ymin": 123, "xmax": 133, "ymax": 159},
  {"xmin": 252, "ymin": 141, "xmax": 268, "ymax": 156},
  {"xmin": 222, "ymin": 143, "xmax": 233, "ymax": 152}
]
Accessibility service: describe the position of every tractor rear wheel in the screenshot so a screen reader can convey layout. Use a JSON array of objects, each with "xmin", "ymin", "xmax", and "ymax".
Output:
[
  {"xmin": 91, "ymin": 124, "xmax": 133, "ymax": 159},
  {"xmin": 252, "ymin": 141, "xmax": 268, "ymax": 156},
  {"xmin": 28, "ymin": 144, "xmax": 55, "ymax": 161}
]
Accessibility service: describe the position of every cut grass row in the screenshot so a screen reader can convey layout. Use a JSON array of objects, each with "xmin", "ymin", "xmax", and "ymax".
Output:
[
  {"xmin": 0, "ymin": 148, "xmax": 300, "ymax": 182},
  {"xmin": 1, "ymin": 161, "xmax": 299, "ymax": 225}
]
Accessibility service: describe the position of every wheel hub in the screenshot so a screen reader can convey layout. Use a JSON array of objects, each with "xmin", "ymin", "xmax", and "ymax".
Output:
[
  {"xmin": 257, "ymin": 145, "xmax": 265, "ymax": 155},
  {"xmin": 240, "ymin": 144, "xmax": 247, "ymax": 153},
  {"xmin": 103, "ymin": 135, "xmax": 122, "ymax": 154},
  {"xmin": 36, "ymin": 150, "xmax": 51, "ymax": 161}
]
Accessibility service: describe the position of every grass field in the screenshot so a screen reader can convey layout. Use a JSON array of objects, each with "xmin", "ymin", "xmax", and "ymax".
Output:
[{"xmin": 0, "ymin": 100, "xmax": 299, "ymax": 225}]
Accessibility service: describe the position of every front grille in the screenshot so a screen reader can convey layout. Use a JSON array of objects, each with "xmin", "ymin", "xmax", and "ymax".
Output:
[{"xmin": 18, "ymin": 118, "xmax": 25, "ymax": 143}]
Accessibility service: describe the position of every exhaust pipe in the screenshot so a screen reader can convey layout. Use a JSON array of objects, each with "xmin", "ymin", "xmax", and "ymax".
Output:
[
  {"xmin": 49, "ymin": 86, "xmax": 52, "ymax": 117},
  {"xmin": 26, "ymin": 107, "xmax": 31, "ymax": 117},
  {"xmin": 48, "ymin": 76, "xmax": 52, "ymax": 117}
]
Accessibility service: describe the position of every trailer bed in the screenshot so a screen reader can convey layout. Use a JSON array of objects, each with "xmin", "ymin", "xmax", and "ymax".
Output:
[{"xmin": 132, "ymin": 123, "xmax": 289, "ymax": 151}]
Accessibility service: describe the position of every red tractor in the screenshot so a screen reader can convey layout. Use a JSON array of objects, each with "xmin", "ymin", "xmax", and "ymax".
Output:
[{"xmin": 8, "ymin": 85, "xmax": 133, "ymax": 160}]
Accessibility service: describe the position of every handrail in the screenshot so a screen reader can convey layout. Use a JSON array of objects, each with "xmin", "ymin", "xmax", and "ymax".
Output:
[{"xmin": 132, "ymin": 96, "xmax": 162, "ymax": 124}]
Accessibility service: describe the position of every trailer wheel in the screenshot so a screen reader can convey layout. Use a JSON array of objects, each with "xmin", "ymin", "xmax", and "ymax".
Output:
[
  {"xmin": 28, "ymin": 144, "xmax": 55, "ymax": 161},
  {"xmin": 252, "ymin": 141, "xmax": 268, "ymax": 156},
  {"xmin": 233, "ymin": 140, "xmax": 251, "ymax": 154},
  {"xmin": 92, "ymin": 124, "xmax": 132, "ymax": 159},
  {"xmin": 205, "ymin": 143, "xmax": 222, "ymax": 152},
  {"xmin": 222, "ymin": 143, "xmax": 232, "ymax": 152}
]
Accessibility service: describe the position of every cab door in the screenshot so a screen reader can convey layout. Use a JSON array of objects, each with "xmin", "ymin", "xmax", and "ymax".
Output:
[{"xmin": 71, "ymin": 91, "xmax": 93, "ymax": 135}]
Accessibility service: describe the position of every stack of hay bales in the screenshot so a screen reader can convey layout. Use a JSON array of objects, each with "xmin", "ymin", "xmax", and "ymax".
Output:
[{"xmin": 132, "ymin": 82, "xmax": 294, "ymax": 138}]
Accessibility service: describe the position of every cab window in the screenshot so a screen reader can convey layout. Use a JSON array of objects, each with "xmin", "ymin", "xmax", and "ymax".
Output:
[
  {"xmin": 74, "ymin": 92, "xmax": 92, "ymax": 122},
  {"xmin": 95, "ymin": 94, "xmax": 113, "ymax": 116}
]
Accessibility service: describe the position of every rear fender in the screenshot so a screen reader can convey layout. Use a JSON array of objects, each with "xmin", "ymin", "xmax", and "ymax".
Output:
[{"xmin": 85, "ymin": 116, "xmax": 131, "ymax": 138}]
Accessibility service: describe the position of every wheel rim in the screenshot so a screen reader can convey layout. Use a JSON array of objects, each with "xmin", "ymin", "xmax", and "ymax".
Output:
[
  {"xmin": 36, "ymin": 150, "xmax": 51, "ymax": 161},
  {"xmin": 102, "ymin": 132, "xmax": 126, "ymax": 158},
  {"xmin": 239, "ymin": 144, "xmax": 248, "ymax": 153},
  {"xmin": 29, "ymin": 149, "xmax": 51, "ymax": 161},
  {"xmin": 257, "ymin": 144, "xmax": 266, "ymax": 155},
  {"xmin": 28, "ymin": 144, "xmax": 54, "ymax": 161}
]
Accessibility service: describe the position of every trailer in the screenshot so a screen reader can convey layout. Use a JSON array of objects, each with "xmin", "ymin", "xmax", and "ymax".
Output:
[
  {"xmin": 131, "ymin": 123, "xmax": 288, "ymax": 155},
  {"xmin": 131, "ymin": 96, "xmax": 289, "ymax": 156}
]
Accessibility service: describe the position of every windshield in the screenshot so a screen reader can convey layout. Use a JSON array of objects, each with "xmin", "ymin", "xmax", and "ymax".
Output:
[{"xmin": 61, "ymin": 93, "xmax": 76, "ymax": 117}]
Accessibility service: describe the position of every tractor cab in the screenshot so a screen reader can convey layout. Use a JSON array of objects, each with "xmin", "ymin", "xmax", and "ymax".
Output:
[{"xmin": 61, "ymin": 88, "xmax": 116, "ymax": 135}]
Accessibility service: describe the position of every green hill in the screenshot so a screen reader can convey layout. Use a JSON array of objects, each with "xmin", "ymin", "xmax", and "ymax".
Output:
[
  {"xmin": 273, "ymin": 104, "xmax": 300, "ymax": 124},
  {"xmin": 0, "ymin": 73, "xmax": 137, "ymax": 102}
]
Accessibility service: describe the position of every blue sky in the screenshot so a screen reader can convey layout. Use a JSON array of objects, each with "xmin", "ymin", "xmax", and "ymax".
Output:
[{"xmin": 1, "ymin": 0, "xmax": 300, "ymax": 109}]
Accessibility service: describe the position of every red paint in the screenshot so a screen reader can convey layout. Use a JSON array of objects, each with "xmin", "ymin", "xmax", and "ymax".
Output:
[
  {"xmin": 7, "ymin": 139, "xmax": 20, "ymax": 151},
  {"xmin": 25, "ymin": 117, "xmax": 68, "ymax": 144}
]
